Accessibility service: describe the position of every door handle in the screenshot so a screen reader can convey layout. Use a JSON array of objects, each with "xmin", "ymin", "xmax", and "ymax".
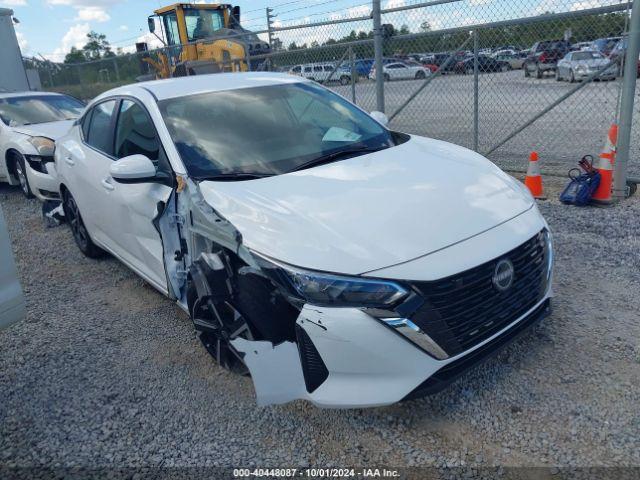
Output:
[
  {"xmin": 64, "ymin": 156, "xmax": 75, "ymax": 166},
  {"xmin": 101, "ymin": 178, "xmax": 115, "ymax": 191}
]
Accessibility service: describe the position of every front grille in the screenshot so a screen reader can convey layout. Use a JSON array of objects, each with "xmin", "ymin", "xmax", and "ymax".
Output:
[
  {"xmin": 404, "ymin": 299, "xmax": 551, "ymax": 400},
  {"xmin": 296, "ymin": 325, "xmax": 329, "ymax": 393},
  {"xmin": 410, "ymin": 230, "xmax": 549, "ymax": 357}
]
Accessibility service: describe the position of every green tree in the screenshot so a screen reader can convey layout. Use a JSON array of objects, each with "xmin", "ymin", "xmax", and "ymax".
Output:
[
  {"xmin": 82, "ymin": 31, "xmax": 113, "ymax": 60},
  {"xmin": 64, "ymin": 47, "xmax": 86, "ymax": 64}
]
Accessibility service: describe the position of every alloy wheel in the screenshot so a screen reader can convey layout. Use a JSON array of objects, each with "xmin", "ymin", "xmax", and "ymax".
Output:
[
  {"xmin": 14, "ymin": 160, "xmax": 29, "ymax": 196},
  {"xmin": 193, "ymin": 297, "xmax": 254, "ymax": 375}
]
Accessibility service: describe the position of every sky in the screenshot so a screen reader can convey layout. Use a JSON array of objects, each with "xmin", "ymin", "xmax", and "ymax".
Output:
[{"xmin": 2, "ymin": 0, "xmax": 618, "ymax": 62}]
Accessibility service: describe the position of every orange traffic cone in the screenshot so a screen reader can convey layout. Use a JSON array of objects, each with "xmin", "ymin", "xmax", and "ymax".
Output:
[
  {"xmin": 524, "ymin": 151, "xmax": 545, "ymax": 199},
  {"xmin": 591, "ymin": 124, "xmax": 618, "ymax": 205}
]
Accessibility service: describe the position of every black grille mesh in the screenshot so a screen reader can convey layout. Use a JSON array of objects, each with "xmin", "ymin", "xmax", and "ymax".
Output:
[
  {"xmin": 296, "ymin": 325, "xmax": 329, "ymax": 393},
  {"xmin": 410, "ymin": 230, "xmax": 549, "ymax": 357}
]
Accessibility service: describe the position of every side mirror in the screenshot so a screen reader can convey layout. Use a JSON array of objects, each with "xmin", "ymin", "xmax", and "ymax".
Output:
[
  {"xmin": 110, "ymin": 154, "xmax": 157, "ymax": 184},
  {"xmin": 370, "ymin": 111, "xmax": 389, "ymax": 127},
  {"xmin": 148, "ymin": 16, "xmax": 156, "ymax": 33}
]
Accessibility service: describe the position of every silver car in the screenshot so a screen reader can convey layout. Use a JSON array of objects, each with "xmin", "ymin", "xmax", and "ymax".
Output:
[{"xmin": 556, "ymin": 50, "xmax": 617, "ymax": 82}]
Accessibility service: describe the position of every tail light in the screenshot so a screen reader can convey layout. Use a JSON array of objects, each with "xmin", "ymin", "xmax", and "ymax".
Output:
[{"xmin": 538, "ymin": 52, "xmax": 547, "ymax": 62}]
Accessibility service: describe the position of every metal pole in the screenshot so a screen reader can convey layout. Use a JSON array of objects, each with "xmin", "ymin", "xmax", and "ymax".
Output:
[
  {"xmin": 350, "ymin": 45, "xmax": 357, "ymax": 104},
  {"xmin": 613, "ymin": 2, "xmax": 640, "ymax": 201},
  {"xmin": 266, "ymin": 8, "xmax": 275, "ymax": 49},
  {"xmin": 113, "ymin": 58, "xmax": 120, "ymax": 82},
  {"xmin": 473, "ymin": 30, "xmax": 479, "ymax": 152},
  {"xmin": 373, "ymin": 0, "xmax": 385, "ymax": 112}
]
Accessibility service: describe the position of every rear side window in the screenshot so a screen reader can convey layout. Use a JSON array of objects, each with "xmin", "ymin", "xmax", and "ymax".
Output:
[
  {"xmin": 304, "ymin": 66, "xmax": 312, "ymax": 72},
  {"xmin": 313, "ymin": 66, "xmax": 323, "ymax": 72},
  {"xmin": 86, "ymin": 100, "xmax": 117, "ymax": 155},
  {"xmin": 114, "ymin": 100, "xmax": 160, "ymax": 161}
]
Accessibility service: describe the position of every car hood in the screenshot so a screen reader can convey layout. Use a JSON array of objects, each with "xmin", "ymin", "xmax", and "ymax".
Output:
[
  {"xmin": 198, "ymin": 136, "xmax": 534, "ymax": 276},
  {"xmin": 11, "ymin": 120, "xmax": 74, "ymax": 140}
]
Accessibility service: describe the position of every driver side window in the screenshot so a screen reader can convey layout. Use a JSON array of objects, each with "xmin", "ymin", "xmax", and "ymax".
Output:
[{"xmin": 114, "ymin": 100, "xmax": 160, "ymax": 162}]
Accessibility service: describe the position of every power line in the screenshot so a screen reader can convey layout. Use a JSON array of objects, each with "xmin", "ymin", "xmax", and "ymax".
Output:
[{"xmin": 275, "ymin": 1, "xmax": 371, "ymax": 25}]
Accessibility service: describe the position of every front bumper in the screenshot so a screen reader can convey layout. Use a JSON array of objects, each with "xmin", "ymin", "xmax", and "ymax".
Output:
[
  {"xmin": 233, "ymin": 291, "xmax": 552, "ymax": 408},
  {"xmin": 232, "ymin": 207, "xmax": 552, "ymax": 408},
  {"xmin": 25, "ymin": 160, "xmax": 59, "ymax": 202}
]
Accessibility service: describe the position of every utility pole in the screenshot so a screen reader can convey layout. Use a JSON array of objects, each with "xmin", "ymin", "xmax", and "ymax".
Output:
[
  {"xmin": 372, "ymin": 0, "xmax": 385, "ymax": 112},
  {"xmin": 266, "ymin": 7, "xmax": 276, "ymax": 50}
]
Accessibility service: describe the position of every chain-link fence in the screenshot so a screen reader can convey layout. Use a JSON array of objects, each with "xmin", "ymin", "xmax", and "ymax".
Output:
[{"xmin": 24, "ymin": 0, "xmax": 640, "ymax": 187}]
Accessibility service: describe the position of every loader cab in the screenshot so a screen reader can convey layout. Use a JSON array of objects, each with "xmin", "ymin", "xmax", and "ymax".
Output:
[{"xmin": 149, "ymin": 3, "xmax": 239, "ymax": 46}]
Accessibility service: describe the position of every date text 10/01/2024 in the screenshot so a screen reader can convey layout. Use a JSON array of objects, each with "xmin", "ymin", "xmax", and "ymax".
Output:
[{"xmin": 233, "ymin": 468, "xmax": 400, "ymax": 478}]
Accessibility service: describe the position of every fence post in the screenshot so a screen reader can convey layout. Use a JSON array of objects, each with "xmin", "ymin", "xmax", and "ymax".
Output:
[
  {"xmin": 373, "ymin": 0, "xmax": 385, "ymax": 112},
  {"xmin": 473, "ymin": 30, "xmax": 479, "ymax": 152},
  {"xmin": 113, "ymin": 58, "xmax": 120, "ymax": 82},
  {"xmin": 613, "ymin": 2, "xmax": 640, "ymax": 200},
  {"xmin": 349, "ymin": 46, "xmax": 357, "ymax": 104}
]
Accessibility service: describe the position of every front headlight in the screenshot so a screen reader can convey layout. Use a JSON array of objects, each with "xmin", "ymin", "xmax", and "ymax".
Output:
[
  {"xmin": 27, "ymin": 136, "xmax": 55, "ymax": 156},
  {"xmin": 255, "ymin": 255, "xmax": 409, "ymax": 308}
]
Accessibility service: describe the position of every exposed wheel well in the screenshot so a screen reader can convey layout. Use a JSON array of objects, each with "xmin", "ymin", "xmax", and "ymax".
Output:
[{"xmin": 5, "ymin": 149, "xmax": 21, "ymax": 177}]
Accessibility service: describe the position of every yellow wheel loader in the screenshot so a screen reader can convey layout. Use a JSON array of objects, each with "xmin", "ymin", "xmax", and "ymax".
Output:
[{"xmin": 139, "ymin": 3, "xmax": 271, "ymax": 79}]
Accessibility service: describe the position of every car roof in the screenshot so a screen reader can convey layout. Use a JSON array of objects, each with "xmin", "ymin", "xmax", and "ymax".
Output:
[
  {"xmin": 98, "ymin": 72, "xmax": 310, "ymax": 102},
  {"xmin": 0, "ymin": 91, "xmax": 65, "ymax": 100}
]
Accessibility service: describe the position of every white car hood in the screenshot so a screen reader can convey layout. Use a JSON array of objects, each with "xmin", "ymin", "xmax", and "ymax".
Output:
[
  {"xmin": 12, "ymin": 120, "xmax": 74, "ymax": 140},
  {"xmin": 198, "ymin": 136, "xmax": 534, "ymax": 275}
]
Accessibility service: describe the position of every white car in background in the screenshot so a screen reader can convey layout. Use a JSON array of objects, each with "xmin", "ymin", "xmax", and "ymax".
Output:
[
  {"xmin": 55, "ymin": 73, "xmax": 553, "ymax": 408},
  {"xmin": 370, "ymin": 62, "xmax": 431, "ymax": 81},
  {"xmin": 0, "ymin": 92, "xmax": 85, "ymax": 201},
  {"xmin": 289, "ymin": 64, "xmax": 339, "ymax": 83},
  {"xmin": 0, "ymin": 204, "xmax": 25, "ymax": 330},
  {"xmin": 556, "ymin": 50, "xmax": 617, "ymax": 82}
]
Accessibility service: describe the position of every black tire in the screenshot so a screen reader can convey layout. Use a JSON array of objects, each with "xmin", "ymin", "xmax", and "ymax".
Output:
[
  {"xmin": 555, "ymin": 69, "xmax": 562, "ymax": 81},
  {"xmin": 340, "ymin": 75, "xmax": 350, "ymax": 85},
  {"xmin": 62, "ymin": 190, "xmax": 104, "ymax": 258},
  {"xmin": 524, "ymin": 64, "xmax": 530, "ymax": 77},
  {"xmin": 415, "ymin": 70, "xmax": 426, "ymax": 79},
  {"xmin": 465, "ymin": 66, "xmax": 474, "ymax": 75},
  {"xmin": 570, "ymin": 70, "xmax": 576, "ymax": 83},
  {"xmin": 500, "ymin": 63, "xmax": 510, "ymax": 72},
  {"xmin": 12, "ymin": 153, "xmax": 34, "ymax": 199},
  {"xmin": 384, "ymin": 73, "xmax": 390, "ymax": 82},
  {"xmin": 535, "ymin": 65, "xmax": 542, "ymax": 79}
]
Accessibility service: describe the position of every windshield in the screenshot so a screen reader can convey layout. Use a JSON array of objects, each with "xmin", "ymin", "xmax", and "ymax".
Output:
[
  {"xmin": 159, "ymin": 82, "xmax": 394, "ymax": 179},
  {"xmin": 0, "ymin": 95, "xmax": 84, "ymax": 127},
  {"xmin": 185, "ymin": 8, "xmax": 225, "ymax": 42},
  {"xmin": 573, "ymin": 51, "xmax": 602, "ymax": 61}
]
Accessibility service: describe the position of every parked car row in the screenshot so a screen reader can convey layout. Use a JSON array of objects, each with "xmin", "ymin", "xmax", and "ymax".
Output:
[{"xmin": 0, "ymin": 72, "xmax": 553, "ymax": 408}]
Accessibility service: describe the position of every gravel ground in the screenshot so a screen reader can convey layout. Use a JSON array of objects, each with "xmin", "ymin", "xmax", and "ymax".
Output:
[{"xmin": 1, "ymin": 176, "xmax": 639, "ymax": 472}]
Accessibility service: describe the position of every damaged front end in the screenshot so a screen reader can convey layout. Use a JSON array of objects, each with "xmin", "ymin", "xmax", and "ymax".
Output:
[
  {"xmin": 156, "ymin": 177, "xmax": 552, "ymax": 408},
  {"xmin": 156, "ymin": 176, "xmax": 447, "ymax": 408}
]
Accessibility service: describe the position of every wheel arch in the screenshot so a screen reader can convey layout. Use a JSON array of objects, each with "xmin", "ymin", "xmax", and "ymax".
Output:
[{"xmin": 4, "ymin": 148, "xmax": 22, "ymax": 185}]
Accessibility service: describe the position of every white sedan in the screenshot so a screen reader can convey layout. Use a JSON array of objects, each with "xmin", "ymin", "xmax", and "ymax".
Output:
[
  {"xmin": 0, "ymin": 92, "xmax": 85, "ymax": 201},
  {"xmin": 55, "ymin": 73, "xmax": 553, "ymax": 408},
  {"xmin": 369, "ymin": 62, "xmax": 431, "ymax": 81}
]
